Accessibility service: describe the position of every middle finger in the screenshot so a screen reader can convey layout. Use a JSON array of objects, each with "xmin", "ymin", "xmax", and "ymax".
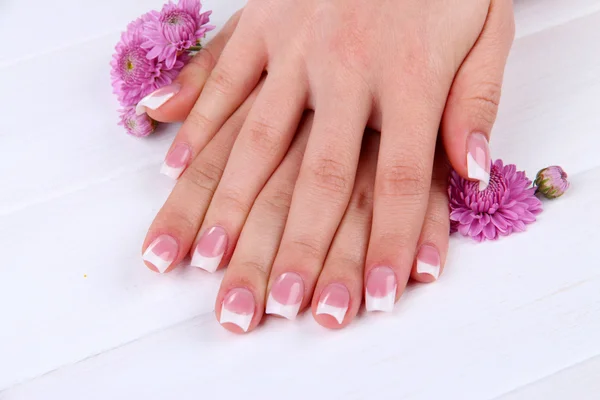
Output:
[{"xmin": 364, "ymin": 76, "xmax": 449, "ymax": 312}]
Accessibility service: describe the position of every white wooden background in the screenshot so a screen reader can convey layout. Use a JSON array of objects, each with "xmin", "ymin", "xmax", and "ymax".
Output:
[{"xmin": 1, "ymin": 0, "xmax": 599, "ymax": 398}]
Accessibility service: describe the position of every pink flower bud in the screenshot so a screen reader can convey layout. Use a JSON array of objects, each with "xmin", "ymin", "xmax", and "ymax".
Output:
[
  {"xmin": 534, "ymin": 166, "xmax": 570, "ymax": 199},
  {"xmin": 119, "ymin": 107, "xmax": 158, "ymax": 137}
]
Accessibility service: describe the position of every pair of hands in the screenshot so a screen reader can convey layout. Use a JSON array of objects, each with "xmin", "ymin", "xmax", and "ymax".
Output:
[{"xmin": 140, "ymin": 0, "xmax": 515, "ymax": 332}]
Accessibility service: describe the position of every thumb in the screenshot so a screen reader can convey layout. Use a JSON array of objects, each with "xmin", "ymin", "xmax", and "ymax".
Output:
[
  {"xmin": 441, "ymin": 0, "xmax": 515, "ymax": 190},
  {"xmin": 137, "ymin": 9, "xmax": 243, "ymax": 122}
]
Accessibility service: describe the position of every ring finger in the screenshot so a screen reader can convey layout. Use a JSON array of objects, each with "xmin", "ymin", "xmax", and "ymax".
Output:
[{"xmin": 311, "ymin": 131, "xmax": 379, "ymax": 329}]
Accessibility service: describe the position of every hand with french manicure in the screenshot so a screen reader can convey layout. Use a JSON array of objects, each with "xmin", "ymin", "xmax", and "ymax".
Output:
[{"xmin": 140, "ymin": 0, "xmax": 515, "ymax": 332}]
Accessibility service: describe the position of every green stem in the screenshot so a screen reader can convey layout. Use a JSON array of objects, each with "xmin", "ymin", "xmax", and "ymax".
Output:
[{"xmin": 188, "ymin": 45, "xmax": 203, "ymax": 52}]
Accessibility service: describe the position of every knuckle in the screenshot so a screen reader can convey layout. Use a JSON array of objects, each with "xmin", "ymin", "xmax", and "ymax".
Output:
[
  {"xmin": 181, "ymin": 158, "xmax": 224, "ymax": 197},
  {"xmin": 377, "ymin": 163, "xmax": 429, "ymax": 198},
  {"xmin": 237, "ymin": 259, "xmax": 269, "ymax": 279},
  {"xmin": 464, "ymin": 80, "xmax": 502, "ymax": 126},
  {"xmin": 246, "ymin": 118, "xmax": 284, "ymax": 158},
  {"xmin": 308, "ymin": 156, "xmax": 353, "ymax": 195},
  {"xmin": 208, "ymin": 66, "xmax": 235, "ymax": 96},
  {"xmin": 219, "ymin": 188, "xmax": 251, "ymax": 215},
  {"xmin": 189, "ymin": 47, "xmax": 217, "ymax": 74},
  {"xmin": 289, "ymin": 235, "xmax": 323, "ymax": 261},
  {"xmin": 185, "ymin": 110, "xmax": 213, "ymax": 131},
  {"xmin": 257, "ymin": 184, "xmax": 295, "ymax": 215},
  {"xmin": 329, "ymin": 33, "xmax": 371, "ymax": 75},
  {"xmin": 401, "ymin": 35, "xmax": 435, "ymax": 79}
]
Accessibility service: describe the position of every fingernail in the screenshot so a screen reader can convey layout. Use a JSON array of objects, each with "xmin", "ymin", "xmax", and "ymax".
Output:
[
  {"xmin": 142, "ymin": 234, "xmax": 178, "ymax": 273},
  {"xmin": 416, "ymin": 245, "xmax": 441, "ymax": 280},
  {"xmin": 220, "ymin": 288, "xmax": 255, "ymax": 332},
  {"xmin": 160, "ymin": 143, "xmax": 191, "ymax": 180},
  {"xmin": 136, "ymin": 83, "xmax": 181, "ymax": 115},
  {"xmin": 266, "ymin": 272, "xmax": 304, "ymax": 320},
  {"xmin": 365, "ymin": 266, "xmax": 397, "ymax": 312},
  {"xmin": 316, "ymin": 283, "xmax": 350, "ymax": 324},
  {"xmin": 467, "ymin": 132, "xmax": 491, "ymax": 190},
  {"xmin": 190, "ymin": 226, "xmax": 228, "ymax": 273}
]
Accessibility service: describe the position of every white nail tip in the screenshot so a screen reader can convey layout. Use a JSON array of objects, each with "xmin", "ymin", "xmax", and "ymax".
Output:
[
  {"xmin": 135, "ymin": 90, "xmax": 177, "ymax": 116},
  {"xmin": 160, "ymin": 163, "xmax": 184, "ymax": 180},
  {"xmin": 365, "ymin": 289, "xmax": 396, "ymax": 312},
  {"xmin": 416, "ymin": 260, "xmax": 440, "ymax": 280},
  {"xmin": 265, "ymin": 294, "xmax": 301, "ymax": 320},
  {"xmin": 219, "ymin": 306, "xmax": 253, "ymax": 332},
  {"xmin": 316, "ymin": 302, "xmax": 348, "ymax": 324},
  {"xmin": 467, "ymin": 153, "xmax": 490, "ymax": 189},
  {"xmin": 142, "ymin": 248, "xmax": 172, "ymax": 274},
  {"xmin": 190, "ymin": 251, "xmax": 223, "ymax": 273}
]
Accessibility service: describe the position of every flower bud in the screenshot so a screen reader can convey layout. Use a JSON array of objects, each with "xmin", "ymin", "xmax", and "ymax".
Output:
[
  {"xmin": 119, "ymin": 106, "xmax": 158, "ymax": 137},
  {"xmin": 534, "ymin": 166, "xmax": 570, "ymax": 199}
]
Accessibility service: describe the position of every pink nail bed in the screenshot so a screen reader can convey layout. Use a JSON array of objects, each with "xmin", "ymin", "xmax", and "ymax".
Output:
[
  {"xmin": 220, "ymin": 288, "xmax": 255, "ymax": 332},
  {"xmin": 416, "ymin": 245, "xmax": 441, "ymax": 279},
  {"xmin": 467, "ymin": 132, "xmax": 491, "ymax": 190},
  {"xmin": 142, "ymin": 234, "xmax": 178, "ymax": 273},
  {"xmin": 160, "ymin": 143, "xmax": 191, "ymax": 180},
  {"xmin": 266, "ymin": 272, "xmax": 304, "ymax": 320},
  {"xmin": 190, "ymin": 226, "xmax": 228, "ymax": 273},
  {"xmin": 316, "ymin": 283, "xmax": 350, "ymax": 324},
  {"xmin": 365, "ymin": 266, "xmax": 397, "ymax": 312}
]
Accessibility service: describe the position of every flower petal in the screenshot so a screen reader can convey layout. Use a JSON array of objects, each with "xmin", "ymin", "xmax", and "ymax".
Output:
[
  {"xmin": 458, "ymin": 223, "xmax": 471, "ymax": 236},
  {"xmin": 512, "ymin": 220, "xmax": 526, "ymax": 232},
  {"xmin": 469, "ymin": 219, "xmax": 485, "ymax": 237},
  {"xmin": 491, "ymin": 214, "xmax": 509, "ymax": 232},
  {"xmin": 500, "ymin": 209, "xmax": 519, "ymax": 220},
  {"xmin": 483, "ymin": 223, "xmax": 498, "ymax": 240}
]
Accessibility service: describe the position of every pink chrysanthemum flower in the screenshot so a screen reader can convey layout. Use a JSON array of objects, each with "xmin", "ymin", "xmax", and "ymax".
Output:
[
  {"xmin": 449, "ymin": 160, "xmax": 543, "ymax": 242},
  {"xmin": 111, "ymin": 13, "xmax": 185, "ymax": 107},
  {"xmin": 142, "ymin": 0, "xmax": 214, "ymax": 69},
  {"xmin": 119, "ymin": 106, "xmax": 158, "ymax": 137}
]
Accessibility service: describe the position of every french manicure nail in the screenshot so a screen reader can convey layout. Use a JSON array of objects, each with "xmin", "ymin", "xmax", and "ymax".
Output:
[
  {"xmin": 142, "ymin": 234, "xmax": 178, "ymax": 273},
  {"xmin": 160, "ymin": 143, "xmax": 192, "ymax": 180},
  {"xmin": 365, "ymin": 266, "xmax": 397, "ymax": 312},
  {"xmin": 135, "ymin": 83, "xmax": 181, "ymax": 116},
  {"xmin": 220, "ymin": 288, "xmax": 255, "ymax": 332},
  {"xmin": 416, "ymin": 245, "xmax": 441, "ymax": 280},
  {"xmin": 316, "ymin": 283, "xmax": 350, "ymax": 324},
  {"xmin": 467, "ymin": 132, "xmax": 491, "ymax": 191},
  {"xmin": 266, "ymin": 272, "xmax": 304, "ymax": 320},
  {"xmin": 190, "ymin": 226, "xmax": 228, "ymax": 273}
]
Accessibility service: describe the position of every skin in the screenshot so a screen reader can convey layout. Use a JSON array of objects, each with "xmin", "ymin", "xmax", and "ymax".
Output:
[{"xmin": 142, "ymin": 0, "xmax": 515, "ymax": 332}]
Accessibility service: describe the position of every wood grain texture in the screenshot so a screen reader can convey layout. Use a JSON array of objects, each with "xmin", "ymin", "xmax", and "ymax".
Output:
[{"xmin": 1, "ymin": 0, "xmax": 599, "ymax": 399}]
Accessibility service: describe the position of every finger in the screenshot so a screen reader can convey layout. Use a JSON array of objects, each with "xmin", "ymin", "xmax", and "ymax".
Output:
[
  {"xmin": 188, "ymin": 67, "xmax": 306, "ymax": 273},
  {"xmin": 141, "ymin": 81, "xmax": 263, "ymax": 273},
  {"xmin": 138, "ymin": 9, "xmax": 244, "ymax": 122},
  {"xmin": 441, "ymin": 0, "xmax": 515, "ymax": 190},
  {"xmin": 311, "ymin": 132, "xmax": 379, "ymax": 329},
  {"xmin": 365, "ymin": 79, "xmax": 447, "ymax": 313},
  {"xmin": 215, "ymin": 114, "xmax": 313, "ymax": 333},
  {"xmin": 160, "ymin": 13, "xmax": 267, "ymax": 180},
  {"xmin": 265, "ymin": 81, "xmax": 372, "ymax": 320},
  {"xmin": 411, "ymin": 144, "xmax": 451, "ymax": 283}
]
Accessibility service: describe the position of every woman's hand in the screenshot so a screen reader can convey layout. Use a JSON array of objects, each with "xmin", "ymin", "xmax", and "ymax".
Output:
[{"xmin": 141, "ymin": 0, "xmax": 515, "ymax": 321}]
